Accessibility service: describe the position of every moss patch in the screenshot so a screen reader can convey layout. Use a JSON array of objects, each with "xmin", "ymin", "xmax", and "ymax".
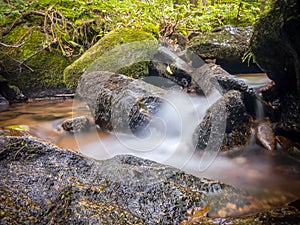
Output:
[
  {"xmin": 0, "ymin": 25, "xmax": 76, "ymax": 95},
  {"xmin": 63, "ymin": 28, "xmax": 157, "ymax": 90}
]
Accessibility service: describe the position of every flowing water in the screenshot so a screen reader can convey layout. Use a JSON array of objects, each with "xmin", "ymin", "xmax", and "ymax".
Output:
[{"xmin": 0, "ymin": 74, "xmax": 299, "ymax": 217}]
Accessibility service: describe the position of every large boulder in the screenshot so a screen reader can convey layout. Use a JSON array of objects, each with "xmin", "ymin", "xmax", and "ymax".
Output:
[
  {"xmin": 0, "ymin": 25, "xmax": 75, "ymax": 97},
  {"xmin": 77, "ymin": 71, "xmax": 165, "ymax": 134},
  {"xmin": 188, "ymin": 25, "xmax": 261, "ymax": 74},
  {"xmin": 1, "ymin": 136, "xmax": 299, "ymax": 224},
  {"xmin": 63, "ymin": 28, "xmax": 157, "ymax": 90},
  {"xmin": 250, "ymin": 0, "xmax": 300, "ymax": 96},
  {"xmin": 250, "ymin": 0, "xmax": 300, "ymax": 144}
]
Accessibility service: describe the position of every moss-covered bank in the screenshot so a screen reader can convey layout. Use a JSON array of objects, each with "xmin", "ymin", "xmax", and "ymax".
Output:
[{"xmin": 0, "ymin": 25, "xmax": 76, "ymax": 96}]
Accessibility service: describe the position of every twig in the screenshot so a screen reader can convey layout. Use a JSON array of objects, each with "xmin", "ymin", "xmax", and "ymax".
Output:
[
  {"xmin": 14, "ymin": 145, "xmax": 26, "ymax": 160},
  {"xmin": 0, "ymin": 50, "xmax": 34, "ymax": 72},
  {"xmin": 0, "ymin": 41, "xmax": 25, "ymax": 48}
]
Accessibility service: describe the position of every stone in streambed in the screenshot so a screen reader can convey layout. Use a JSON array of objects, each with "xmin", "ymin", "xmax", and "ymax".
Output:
[
  {"xmin": 61, "ymin": 116, "xmax": 90, "ymax": 133},
  {"xmin": 0, "ymin": 94, "xmax": 9, "ymax": 112},
  {"xmin": 255, "ymin": 119, "xmax": 276, "ymax": 151}
]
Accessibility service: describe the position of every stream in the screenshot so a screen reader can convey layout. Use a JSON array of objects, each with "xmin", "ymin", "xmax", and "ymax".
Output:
[{"xmin": 0, "ymin": 73, "xmax": 299, "ymax": 216}]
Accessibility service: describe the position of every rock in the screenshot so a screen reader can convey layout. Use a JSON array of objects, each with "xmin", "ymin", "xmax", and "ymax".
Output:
[
  {"xmin": 191, "ymin": 64, "xmax": 257, "ymax": 115},
  {"xmin": 255, "ymin": 119, "xmax": 276, "ymax": 151},
  {"xmin": 0, "ymin": 136, "xmax": 264, "ymax": 224},
  {"xmin": 61, "ymin": 116, "xmax": 90, "ymax": 133},
  {"xmin": 64, "ymin": 28, "xmax": 157, "ymax": 90},
  {"xmin": 188, "ymin": 25, "xmax": 261, "ymax": 74},
  {"xmin": 184, "ymin": 205, "xmax": 300, "ymax": 225},
  {"xmin": 274, "ymin": 94, "xmax": 300, "ymax": 143},
  {"xmin": 0, "ymin": 25, "xmax": 75, "ymax": 97},
  {"xmin": 250, "ymin": 0, "xmax": 300, "ymax": 147},
  {"xmin": 77, "ymin": 71, "xmax": 165, "ymax": 134},
  {"xmin": 194, "ymin": 90, "xmax": 252, "ymax": 151},
  {"xmin": 250, "ymin": 0, "xmax": 300, "ymax": 96},
  {"xmin": 0, "ymin": 75, "xmax": 27, "ymax": 103},
  {"xmin": 0, "ymin": 94, "xmax": 9, "ymax": 112}
]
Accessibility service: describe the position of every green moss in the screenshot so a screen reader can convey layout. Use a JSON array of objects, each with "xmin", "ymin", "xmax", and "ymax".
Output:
[
  {"xmin": 63, "ymin": 28, "xmax": 157, "ymax": 90},
  {"xmin": 0, "ymin": 25, "xmax": 76, "ymax": 94}
]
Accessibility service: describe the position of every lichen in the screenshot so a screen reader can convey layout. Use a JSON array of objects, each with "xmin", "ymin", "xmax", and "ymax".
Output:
[{"xmin": 63, "ymin": 28, "xmax": 157, "ymax": 90}]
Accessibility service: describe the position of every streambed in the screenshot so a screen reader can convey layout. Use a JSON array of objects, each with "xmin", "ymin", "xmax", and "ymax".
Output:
[{"xmin": 0, "ymin": 74, "xmax": 299, "ymax": 218}]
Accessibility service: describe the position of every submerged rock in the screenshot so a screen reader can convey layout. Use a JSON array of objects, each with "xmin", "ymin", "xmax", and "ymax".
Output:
[
  {"xmin": 188, "ymin": 25, "xmax": 261, "ymax": 74},
  {"xmin": 77, "ymin": 71, "xmax": 165, "ymax": 134},
  {"xmin": 61, "ymin": 116, "xmax": 90, "ymax": 133},
  {"xmin": 194, "ymin": 90, "xmax": 252, "ymax": 151}
]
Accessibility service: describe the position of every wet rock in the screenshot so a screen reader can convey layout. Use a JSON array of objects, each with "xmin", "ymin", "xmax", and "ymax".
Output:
[
  {"xmin": 0, "ymin": 94, "xmax": 9, "ymax": 112},
  {"xmin": 250, "ymin": 0, "xmax": 300, "ymax": 147},
  {"xmin": 185, "ymin": 205, "xmax": 300, "ymax": 225},
  {"xmin": 255, "ymin": 119, "xmax": 276, "ymax": 151},
  {"xmin": 188, "ymin": 25, "xmax": 261, "ymax": 74},
  {"xmin": 0, "ymin": 136, "xmax": 261, "ymax": 224},
  {"xmin": 0, "ymin": 75, "xmax": 27, "ymax": 103},
  {"xmin": 64, "ymin": 28, "xmax": 157, "ymax": 90},
  {"xmin": 274, "ymin": 94, "xmax": 300, "ymax": 143},
  {"xmin": 61, "ymin": 116, "xmax": 90, "ymax": 133},
  {"xmin": 194, "ymin": 90, "xmax": 252, "ymax": 151},
  {"xmin": 250, "ymin": 0, "xmax": 300, "ymax": 97},
  {"xmin": 77, "ymin": 71, "xmax": 165, "ymax": 134},
  {"xmin": 276, "ymin": 136, "xmax": 300, "ymax": 160}
]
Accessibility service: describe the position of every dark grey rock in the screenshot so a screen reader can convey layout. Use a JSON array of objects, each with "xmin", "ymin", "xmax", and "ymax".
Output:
[
  {"xmin": 250, "ymin": 0, "xmax": 300, "ymax": 146},
  {"xmin": 188, "ymin": 25, "xmax": 261, "ymax": 74},
  {"xmin": 77, "ymin": 71, "xmax": 165, "ymax": 134},
  {"xmin": 0, "ymin": 136, "xmax": 255, "ymax": 224},
  {"xmin": 250, "ymin": 0, "xmax": 300, "ymax": 96},
  {"xmin": 194, "ymin": 90, "xmax": 252, "ymax": 151},
  {"xmin": 0, "ymin": 94, "xmax": 9, "ymax": 112}
]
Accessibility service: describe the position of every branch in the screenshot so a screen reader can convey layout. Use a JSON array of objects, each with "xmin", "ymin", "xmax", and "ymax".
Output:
[
  {"xmin": 0, "ymin": 50, "xmax": 34, "ymax": 72},
  {"xmin": 0, "ymin": 41, "xmax": 25, "ymax": 48}
]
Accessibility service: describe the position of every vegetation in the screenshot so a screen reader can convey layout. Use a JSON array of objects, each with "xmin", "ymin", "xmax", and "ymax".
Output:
[{"xmin": 1, "ymin": 0, "xmax": 271, "ymax": 57}]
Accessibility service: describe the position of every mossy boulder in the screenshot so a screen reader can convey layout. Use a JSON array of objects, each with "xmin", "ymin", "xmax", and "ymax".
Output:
[
  {"xmin": 250, "ymin": 0, "xmax": 300, "ymax": 96},
  {"xmin": 250, "ymin": 0, "xmax": 300, "ymax": 145},
  {"xmin": 63, "ymin": 28, "xmax": 157, "ymax": 90},
  {"xmin": 0, "ymin": 25, "xmax": 76, "ymax": 97},
  {"xmin": 188, "ymin": 26, "xmax": 261, "ymax": 74}
]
